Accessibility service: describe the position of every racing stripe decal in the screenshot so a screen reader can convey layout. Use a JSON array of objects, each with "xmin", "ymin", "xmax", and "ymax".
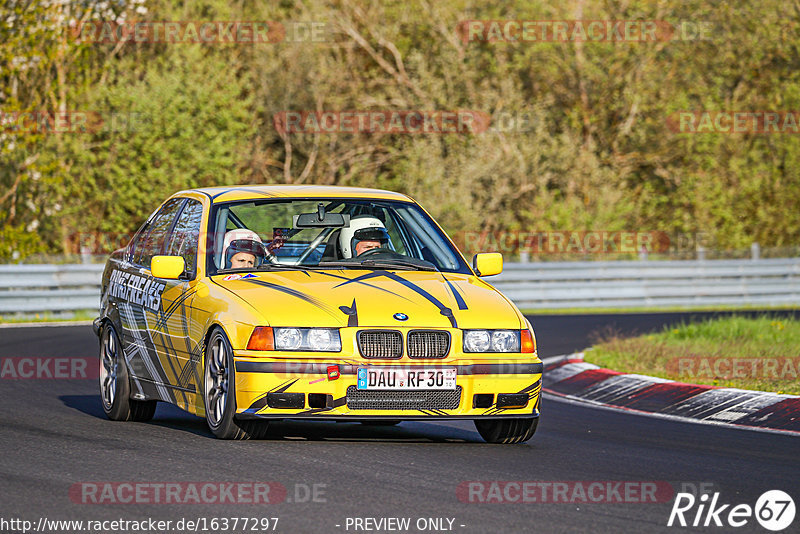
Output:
[
  {"xmin": 244, "ymin": 379, "xmax": 300, "ymax": 414},
  {"xmin": 151, "ymin": 285, "xmax": 199, "ymax": 403},
  {"xmin": 241, "ymin": 278, "xmax": 341, "ymax": 320},
  {"xmin": 481, "ymin": 381, "xmax": 542, "ymax": 415},
  {"xmin": 442, "ymin": 276, "xmax": 468, "ymax": 310},
  {"xmin": 370, "ymin": 272, "xmax": 458, "ymax": 328},
  {"xmin": 516, "ymin": 378, "xmax": 543, "ymax": 394},
  {"xmin": 339, "ymin": 299, "xmax": 359, "ymax": 327},
  {"xmin": 312, "ymin": 270, "xmax": 412, "ymax": 301},
  {"xmin": 118, "ymin": 302, "xmax": 173, "ymax": 402},
  {"xmin": 153, "ymin": 288, "xmax": 196, "ymax": 332},
  {"xmin": 334, "ymin": 271, "xmax": 457, "ymax": 327},
  {"xmin": 273, "ymin": 379, "xmax": 299, "ymax": 393},
  {"xmin": 482, "ymin": 383, "xmax": 542, "ymax": 416}
]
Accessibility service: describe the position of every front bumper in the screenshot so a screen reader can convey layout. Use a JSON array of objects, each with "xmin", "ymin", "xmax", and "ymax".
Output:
[{"xmin": 231, "ymin": 356, "xmax": 542, "ymax": 420}]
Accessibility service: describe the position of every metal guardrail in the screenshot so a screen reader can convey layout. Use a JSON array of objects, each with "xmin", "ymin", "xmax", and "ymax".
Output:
[
  {"xmin": 0, "ymin": 258, "xmax": 798, "ymax": 314},
  {"xmin": 491, "ymin": 258, "xmax": 800, "ymax": 309},
  {"xmin": 0, "ymin": 264, "xmax": 104, "ymax": 314}
]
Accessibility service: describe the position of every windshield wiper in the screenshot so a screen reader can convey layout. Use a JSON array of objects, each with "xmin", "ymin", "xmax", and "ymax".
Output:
[
  {"xmin": 256, "ymin": 263, "xmax": 313, "ymax": 271},
  {"xmin": 217, "ymin": 264, "xmax": 311, "ymax": 275},
  {"xmin": 319, "ymin": 260, "xmax": 437, "ymax": 272},
  {"xmin": 365, "ymin": 259, "xmax": 438, "ymax": 271}
]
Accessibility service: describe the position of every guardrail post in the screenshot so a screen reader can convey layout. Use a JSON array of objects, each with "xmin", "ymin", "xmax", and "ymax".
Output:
[
  {"xmin": 751, "ymin": 242, "xmax": 760, "ymax": 260},
  {"xmin": 697, "ymin": 245, "xmax": 706, "ymax": 261}
]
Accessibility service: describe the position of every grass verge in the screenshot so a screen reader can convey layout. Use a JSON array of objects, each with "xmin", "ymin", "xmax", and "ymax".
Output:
[
  {"xmin": 587, "ymin": 316, "xmax": 800, "ymax": 395},
  {"xmin": 0, "ymin": 310, "xmax": 96, "ymax": 325},
  {"xmin": 522, "ymin": 304, "xmax": 800, "ymax": 315}
]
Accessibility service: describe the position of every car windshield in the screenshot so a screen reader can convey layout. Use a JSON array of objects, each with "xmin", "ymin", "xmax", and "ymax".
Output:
[{"xmin": 208, "ymin": 198, "xmax": 471, "ymax": 274}]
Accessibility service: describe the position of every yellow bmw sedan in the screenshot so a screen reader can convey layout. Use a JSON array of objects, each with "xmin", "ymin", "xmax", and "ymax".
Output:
[{"xmin": 94, "ymin": 185, "xmax": 542, "ymax": 443}]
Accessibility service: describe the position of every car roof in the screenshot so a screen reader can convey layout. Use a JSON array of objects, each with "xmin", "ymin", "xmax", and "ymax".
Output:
[{"xmin": 182, "ymin": 184, "xmax": 413, "ymax": 204}]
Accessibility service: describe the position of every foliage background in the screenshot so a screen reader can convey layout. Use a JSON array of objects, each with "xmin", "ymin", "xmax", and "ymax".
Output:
[{"xmin": 1, "ymin": 0, "xmax": 799, "ymax": 260}]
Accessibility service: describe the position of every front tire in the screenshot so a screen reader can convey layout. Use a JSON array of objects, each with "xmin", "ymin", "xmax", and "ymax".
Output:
[
  {"xmin": 474, "ymin": 418, "xmax": 538, "ymax": 444},
  {"xmin": 203, "ymin": 328, "xmax": 269, "ymax": 440},
  {"xmin": 99, "ymin": 323, "xmax": 157, "ymax": 422}
]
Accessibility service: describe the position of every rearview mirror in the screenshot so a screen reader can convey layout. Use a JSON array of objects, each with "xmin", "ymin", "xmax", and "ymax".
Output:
[
  {"xmin": 473, "ymin": 253, "xmax": 503, "ymax": 276},
  {"xmin": 151, "ymin": 255, "xmax": 186, "ymax": 279},
  {"xmin": 293, "ymin": 203, "xmax": 351, "ymax": 228}
]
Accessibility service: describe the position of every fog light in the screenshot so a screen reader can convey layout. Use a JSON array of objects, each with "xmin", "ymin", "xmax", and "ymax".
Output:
[
  {"xmin": 496, "ymin": 394, "xmax": 528, "ymax": 409},
  {"xmin": 473, "ymin": 394, "xmax": 494, "ymax": 408},
  {"xmin": 266, "ymin": 392, "xmax": 305, "ymax": 409}
]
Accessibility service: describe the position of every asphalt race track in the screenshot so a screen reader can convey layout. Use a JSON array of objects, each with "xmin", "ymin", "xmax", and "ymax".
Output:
[{"xmin": 1, "ymin": 311, "xmax": 798, "ymax": 533}]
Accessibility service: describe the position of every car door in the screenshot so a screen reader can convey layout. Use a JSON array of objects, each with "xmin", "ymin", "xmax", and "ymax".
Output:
[
  {"xmin": 157, "ymin": 198, "xmax": 205, "ymax": 413},
  {"xmin": 117, "ymin": 197, "xmax": 184, "ymax": 403}
]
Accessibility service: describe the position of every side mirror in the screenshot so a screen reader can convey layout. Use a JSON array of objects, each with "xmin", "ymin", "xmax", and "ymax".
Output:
[
  {"xmin": 151, "ymin": 255, "xmax": 185, "ymax": 280},
  {"xmin": 473, "ymin": 252, "xmax": 503, "ymax": 277}
]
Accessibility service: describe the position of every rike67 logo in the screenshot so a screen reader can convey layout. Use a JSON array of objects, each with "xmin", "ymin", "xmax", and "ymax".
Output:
[{"xmin": 668, "ymin": 490, "xmax": 795, "ymax": 531}]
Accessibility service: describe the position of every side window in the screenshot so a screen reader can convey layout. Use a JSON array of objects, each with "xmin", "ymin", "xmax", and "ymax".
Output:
[
  {"xmin": 138, "ymin": 198, "xmax": 184, "ymax": 269},
  {"xmin": 167, "ymin": 199, "xmax": 204, "ymax": 276},
  {"xmin": 128, "ymin": 220, "xmax": 150, "ymax": 264},
  {"xmin": 380, "ymin": 208, "xmax": 407, "ymax": 255}
]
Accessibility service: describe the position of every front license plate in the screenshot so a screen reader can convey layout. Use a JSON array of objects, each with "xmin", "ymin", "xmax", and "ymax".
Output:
[{"xmin": 356, "ymin": 367, "xmax": 457, "ymax": 390}]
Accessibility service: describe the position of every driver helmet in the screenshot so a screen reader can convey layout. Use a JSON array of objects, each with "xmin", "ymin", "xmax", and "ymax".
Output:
[
  {"xmin": 338, "ymin": 216, "xmax": 391, "ymax": 259},
  {"xmin": 223, "ymin": 229, "xmax": 266, "ymax": 268}
]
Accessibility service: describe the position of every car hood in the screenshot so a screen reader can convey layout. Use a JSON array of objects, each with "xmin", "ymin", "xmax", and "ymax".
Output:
[{"xmin": 211, "ymin": 269, "xmax": 522, "ymax": 329}]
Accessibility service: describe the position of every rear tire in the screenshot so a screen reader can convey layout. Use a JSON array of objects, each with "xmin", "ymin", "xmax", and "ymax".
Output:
[
  {"xmin": 474, "ymin": 417, "xmax": 538, "ymax": 444},
  {"xmin": 204, "ymin": 328, "xmax": 269, "ymax": 440},
  {"xmin": 99, "ymin": 323, "xmax": 157, "ymax": 422}
]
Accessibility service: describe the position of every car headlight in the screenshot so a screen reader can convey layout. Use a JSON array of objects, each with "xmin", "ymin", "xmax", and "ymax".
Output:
[
  {"xmin": 275, "ymin": 327, "xmax": 303, "ymax": 350},
  {"xmin": 247, "ymin": 327, "xmax": 341, "ymax": 352},
  {"xmin": 306, "ymin": 328, "xmax": 336, "ymax": 351},
  {"xmin": 463, "ymin": 329, "xmax": 521, "ymax": 353}
]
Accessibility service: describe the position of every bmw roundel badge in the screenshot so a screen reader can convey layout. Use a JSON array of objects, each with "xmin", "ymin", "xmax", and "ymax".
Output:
[{"xmin": 393, "ymin": 312, "xmax": 409, "ymax": 321}]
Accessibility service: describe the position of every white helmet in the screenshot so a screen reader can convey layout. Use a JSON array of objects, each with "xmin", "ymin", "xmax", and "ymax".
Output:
[
  {"xmin": 338, "ymin": 216, "xmax": 391, "ymax": 259},
  {"xmin": 223, "ymin": 229, "xmax": 266, "ymax": 268}
]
